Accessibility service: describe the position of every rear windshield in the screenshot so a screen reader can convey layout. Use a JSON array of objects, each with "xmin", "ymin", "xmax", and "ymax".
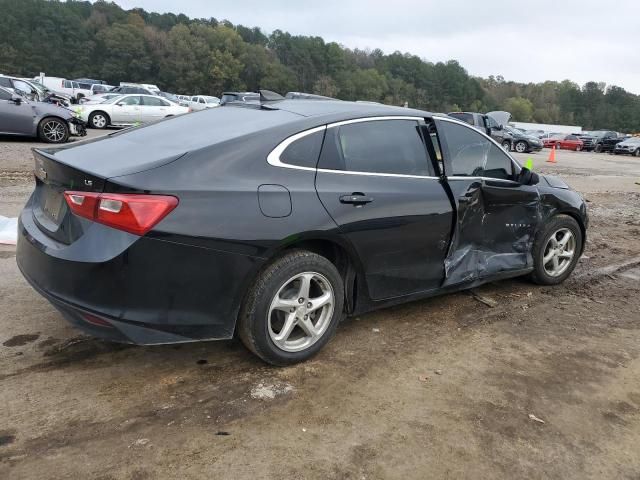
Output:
[{"xmin": 448, "ymin": 113, "xmax": 474, "ymax": 125}]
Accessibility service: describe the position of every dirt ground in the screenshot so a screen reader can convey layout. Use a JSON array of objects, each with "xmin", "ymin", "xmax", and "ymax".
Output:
[{"xmin": 1, "ymin": 133, "xmax": 639, "ymax": 479}]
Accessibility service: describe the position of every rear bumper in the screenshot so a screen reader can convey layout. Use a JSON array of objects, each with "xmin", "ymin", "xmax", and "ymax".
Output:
[{"xmin": 16, "ymin": 203, "xmax": 262, "ymax": 345}]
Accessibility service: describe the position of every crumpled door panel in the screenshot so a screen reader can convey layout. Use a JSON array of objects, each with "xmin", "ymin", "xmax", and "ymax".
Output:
[{"xmin": 442, "ymin": 180, "xmax": 541, "ymax": 287}]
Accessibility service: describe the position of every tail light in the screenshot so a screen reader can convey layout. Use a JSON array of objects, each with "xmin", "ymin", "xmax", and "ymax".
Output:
[{"xmin": 63, "ymin": 191, "xmax": 178, "ymax": 236}]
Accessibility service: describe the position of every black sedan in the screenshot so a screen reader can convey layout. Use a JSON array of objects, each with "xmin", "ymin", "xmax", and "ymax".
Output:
[{"xmin": 16, "ymin": 97, "xmax": 588, "ymax": 365}]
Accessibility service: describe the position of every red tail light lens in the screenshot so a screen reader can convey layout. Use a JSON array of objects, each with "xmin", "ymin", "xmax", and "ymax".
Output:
[{"xmin": 64, "ymin": 191, "xmax": 178, "ymax": 236}]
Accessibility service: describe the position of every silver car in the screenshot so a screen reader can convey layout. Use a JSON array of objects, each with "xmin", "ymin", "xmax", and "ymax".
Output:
[{"xmin": 0, "ymin": 86, "xmax": 86, "ymax": 143}]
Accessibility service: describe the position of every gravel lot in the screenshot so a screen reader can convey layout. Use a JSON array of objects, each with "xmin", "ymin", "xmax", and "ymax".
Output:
[{"xmin": 1, "ymin": 131, "xmax": 639, "ymax": 479}]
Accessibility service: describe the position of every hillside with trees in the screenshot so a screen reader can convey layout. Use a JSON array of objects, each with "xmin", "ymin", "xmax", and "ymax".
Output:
[{"xmin": 1, "ymin": 0, "xmax": 639, "ymax": 131}]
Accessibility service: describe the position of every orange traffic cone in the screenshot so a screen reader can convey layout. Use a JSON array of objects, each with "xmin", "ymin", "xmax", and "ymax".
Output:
[{"xmin": 547, "ymin": 146, "xmax": 557, "ymax": 163}]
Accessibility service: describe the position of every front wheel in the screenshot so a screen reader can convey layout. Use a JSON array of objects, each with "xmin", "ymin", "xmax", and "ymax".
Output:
[
  {"xmin": 530, "ymin": 215, "xmax": 582, "ymax": 285},
  {"xmin": 38, "ymin": 117, "xmax": 69, "ymax": 143},
  {"xmin": 634, "ymin": 148, "xmax": 640, "ymax": 157},
  {"xmin": 595, "ymin": 144, "xmax": 602, "ymax": 153},
  {"xmin": 514, "ymin": 141, "xmax": 528, "ymax": 153},
  {"xmin": 501, "ymin": 141, "xmax": 511, "ymax": 151},
  {"xmin": 89, "ymin": 111, "xmax": 109, "ymax": 129},
  {"xmin": 238, "ymin": 250, "xmax": 344, "ymax": 366},
  {"xmin": 576, "ymin": 144, "xmax": 582, "ymax": 151}
]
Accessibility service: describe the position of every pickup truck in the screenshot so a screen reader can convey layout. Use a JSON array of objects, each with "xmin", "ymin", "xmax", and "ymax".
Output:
[
  {"xmin": 585, "ymin": 130, "xmax": 624, "ymax": 153},
  {"xmin": 447, "ymin": 111, "xmax": 514, "ymax": 151}
]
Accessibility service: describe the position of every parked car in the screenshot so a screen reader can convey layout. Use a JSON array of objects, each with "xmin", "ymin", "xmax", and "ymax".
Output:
[
  {"xmin": 543, "ymin": 134, "xmax": 584, "ymax": 151},
  {"xmin": 220, "ymin": 91, "xmax": 260, "ymax": 105},
  {"xmin": 75, "ymin": 82, "xmax": 113, "ymax": 98},
  {"xmin": 0, "ymin": 86, "xmax": 86, "ymax": 143},
  {"xmin": 76, "ymin": 94, "xmax": 189, "ymax": 128},
  {"xmin": 189, "ymin": 95, "xmax": 220, "ymax": 111},
  {"xmin": 16, "ymin": 99, "xmax": 588, "ymax": 365},
  {"xmin": 120, "ymin": 82, "xmax": 161, "ymax": 94},
  {"xmin": 502, "ymin": 125, "xmax": 543, "ymax": 153},
  {"xmin": 585, "ymin": 130, "xmax": 623, "ymax": 153},
  {"xmin": 575, "ymin": 133, "xmax": 597, "ymax": 151},
  {"xmin": 613, "ymin": 136, "xmax": 640, "ymax": 156},
  {"xmin": 73, "ymin": 78, "xmax": 108, "ymax": 85},
  {"xmin": 447, "ymin": 111, "xmax": 514, "ymax": 150},
  {"xmin": 109, "ymin": 85, "xmax": 156, "ymax": 95},
  {"xmin": 525, "ymin": 129, "xmax": 545, "ymax": 138}
]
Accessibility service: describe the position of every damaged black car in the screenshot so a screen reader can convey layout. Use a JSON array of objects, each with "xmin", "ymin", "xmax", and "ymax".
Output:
[{"xmin": 16, "ymin": 97, "xmax": 588, "ymax": 365}]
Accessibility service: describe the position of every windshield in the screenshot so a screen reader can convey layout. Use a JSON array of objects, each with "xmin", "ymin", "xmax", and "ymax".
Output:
[{"xmin": 101, "ymin": 95, "xmax": 125, "ymax": 104}]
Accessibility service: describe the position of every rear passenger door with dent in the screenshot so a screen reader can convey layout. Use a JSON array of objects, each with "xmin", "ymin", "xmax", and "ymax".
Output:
[
  {"xmin": 315, "ymin": 117, "xmax": 453, "ymax": 300},
  {"xmin": 434, "ymin": 117, "xmax": 541, "ymax": 286}
]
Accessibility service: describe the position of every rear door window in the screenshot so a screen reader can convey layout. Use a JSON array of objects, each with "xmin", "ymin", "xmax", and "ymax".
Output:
[
  {"xmin": 0, "ymin": 77, "xmax": 12, "ymax": 88},
  {"xmin": 142, "ymin": 96, "xmax": 169, "ymax": 106},
  {"xmin": 320, "ymin": 119, "xmax": 431, "ymax": 176},
  {"xmin": 0, "ymin": 88, "xmax": 12, "ymax": 100}
]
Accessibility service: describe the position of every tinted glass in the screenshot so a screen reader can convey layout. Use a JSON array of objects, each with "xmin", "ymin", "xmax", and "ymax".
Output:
[
  {"xmin": 0, "ymin": 78, "xmax": 11, "ymax": 87},
  {"xmin": 448, "ymin": 112, "xmax": 474, "ymax": 125},
  {"xmin": 334, "ymin": 120, "xmax": 430, "ymax": 176},
  {"xmin": 280, "ymin": 130, "xmax": 324, "ymax": 168},
  {"xmin": 64, "ymin": 80, "xmax": 72, "ymax": 88},
  {"xmin": 0, "ymin": 88, "xmax": 12, "ymax": 100},
  {"xmin": 142, "ymin": 96, "xmax": 168, "ymax": 106},
  {"xmin": 439, "ymin": 121, "xmax": 513, "ymax": 180}
]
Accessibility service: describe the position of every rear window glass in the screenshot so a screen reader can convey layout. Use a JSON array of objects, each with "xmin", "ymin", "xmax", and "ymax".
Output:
[
  {"xmin": 280, "ymin": 130, "xmax": 324, "ymax": 168},
  {"xmin": 448, "ymin": 113, "xmax": 474, "ymax": 125}
]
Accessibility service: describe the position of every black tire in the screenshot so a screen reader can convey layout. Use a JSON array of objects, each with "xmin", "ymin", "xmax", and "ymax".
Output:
[
  {"xmin": 530, "ymin": 215, "xmax": 583, "ymax": 286},
  {"xmin": 514, "ymin": 140, "xmax": 528, "ymax": 153},
  {"xmin": 595, "ymin": 144, "xmax": 602, "ymax": 153},
  {"xmin": 501, "ymin": 140, "xmax": 511, "ymax": 151},
  {"xmin": 576, "ymin": 144, "xmax": 582, "ymax": 151},
  {"xmin": 634, "ymin": 148, "xmax": 640, "ymax": 157},
  {"xmin": 238, "ymin": 250, "xmax": 344, "ymax": 366},
  {"xmin": 89, "ymin": 111, "xmax": 109, "ymax": 129},
  {"xmin": 38, "ymin": 117, "xmax": 69, "ymax": 144},
  {"xmin": 555, "ymin": 142, "xmax": 562, "ymax": 150}
]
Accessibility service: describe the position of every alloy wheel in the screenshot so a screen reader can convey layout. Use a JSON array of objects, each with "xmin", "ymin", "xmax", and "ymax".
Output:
[
  {"xmin": 92, "ymin": 114, "xmax": 107, "ymax": 128},
  {"xmin": 42, "ymin": 120, "xmax": 66, "ymax": 142},
  {"xmin": 515, "ymin": 141, "xmax": 527, "ymax": 153},
  {"xmin": 267, "ymin": 271, "xmax": 334, "ymax": 353},
  {"xmin": 542, "ymin": 228, "xmax": 576, "ymax": 277},
  {"xmin": 501, "ymin": 141, "xmax": 511, "ymax": 151}
]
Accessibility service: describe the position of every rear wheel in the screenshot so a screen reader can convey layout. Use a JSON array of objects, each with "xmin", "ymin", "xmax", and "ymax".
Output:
[
  {"xmin": 595, "ymin": 144, "xmax": 603, "ymax": 153},
  {"xmin": 238, "ymin": 250, "xmax": 344, "ymax": 366},
  {"xmin": 555, "ymin": 142, "xmax": 562, "ymax": 150},
  {"xmin": 38, "ymin": 117, "xmax": 69, "ymax": 144},
  {"xmin": 89, "ymin": 111, "xmax": 109, "ymax": 129},
  {"xmin": 576, "ymin": 144, "xmax": 582, "ymax": 151},
  {"xmin": 501, "ymin": 140, "xmax": 511, "ymax": 151},
  {"xmin": 530, "ymin": 215, "xmax": 582, "ymax": 285},
  {"xmin": 634, "ymin": 148, "xmax": 640, "ymax": 157},
  {"xmin": 514, "ymin": 141, "xmax": 528, "ymax": 153}
]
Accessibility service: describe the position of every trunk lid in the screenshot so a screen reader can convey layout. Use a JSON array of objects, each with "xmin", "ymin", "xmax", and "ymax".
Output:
[{"xmin": 31, "ymin": 149, "xmax": 105, "ymax": 244}]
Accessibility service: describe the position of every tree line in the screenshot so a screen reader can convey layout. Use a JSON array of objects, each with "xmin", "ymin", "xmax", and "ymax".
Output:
[{"xmin": 1, "ymin": 0, "xmax": 639, "ymax": 132}]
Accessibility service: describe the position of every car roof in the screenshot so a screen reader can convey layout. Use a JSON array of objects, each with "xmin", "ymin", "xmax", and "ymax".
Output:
[{"xmin": 262, "ymin": 99, "xmax": 432, "ymax": 119}]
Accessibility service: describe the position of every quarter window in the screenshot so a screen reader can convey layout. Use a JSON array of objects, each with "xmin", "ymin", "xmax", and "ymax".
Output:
[
  {"xmin": 320, "ymin": 119, "xmax": 431, "ymax": 176},
  {"xmin": 120, "ymin": 96, "xmax": 141, "ymax": 106},
  {"xmin": 0, "ymin": 77, "xmax": 12, "ymax": 88},
  {"xmin": 279, "ymin": 130, "xmax": 324, "ymax": 168},
  {"xmin": 0, "ymin": 88, "xmax": 12, "ymax": 100},
  {"xmin": 438, "ymin": 120, "xmax": 514, "ymax": 180}
]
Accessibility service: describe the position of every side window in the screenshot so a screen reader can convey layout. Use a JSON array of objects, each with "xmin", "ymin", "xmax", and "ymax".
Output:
[
  {"xmin": 279, "ymin": 130, "xmax": 324, "ymax": 168},
  {"xmin": 0, "ymin": 78, "xmax": 11, "ymax": 88},
  {"xmin": 0, "ymin": 88, "xmax": 12, "ymax": 100},
  {"xmin": 13, "ymin": 80, "xmax": 31, "ymax": 94},
  {"xmin": 63, "ymin": 80, "xmax": 72, "ymax": 88},
  {"xmin": 438, "ymin": 121, "xmax": 514, "ymax": 180},
  {"xmin": 324, "ymin": 119, "xmax": 431, "ymax": 176},
  {"xmin": 199, "ymin": 97, "xmax": 205, "ymax": 104},
  {"xmin": 120, "ymin": 96, "xmax": 141, "ymax": 106},
  {"xmin": 142, "ymin": 96, "xmax": 166, "ymax": 106}
]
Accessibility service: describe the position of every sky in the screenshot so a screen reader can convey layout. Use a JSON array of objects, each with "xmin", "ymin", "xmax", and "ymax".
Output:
[{"xmin": 112, "ymin": 0, "xmax": 640, "ymax": 94}]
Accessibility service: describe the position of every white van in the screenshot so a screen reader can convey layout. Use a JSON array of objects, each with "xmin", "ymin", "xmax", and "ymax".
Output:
[{"xmin": 35, "ymin": 76, "xmax": 82, "ymax": 101}]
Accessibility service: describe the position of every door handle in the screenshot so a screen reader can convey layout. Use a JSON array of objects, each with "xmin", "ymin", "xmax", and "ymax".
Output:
[
  {"xmin": 458, "ymin": 197, "xmax": 471, "ymax": 203},
  {"xmin": 339, "ymin": 193, "xmax": 373, "ymax": 205}
]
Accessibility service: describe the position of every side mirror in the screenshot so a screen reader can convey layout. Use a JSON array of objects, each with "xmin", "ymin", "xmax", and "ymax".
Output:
[
  {"xmin": 115, "ymin": 102, "xmax": 124, "ymax": 106},
  {"xmin": 10, "ymin": 94, "xmax": 22, "ymax": 104},
  {"xmin": 517, "ymin": 167, "xmax": 539, "ymax": 186}
]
